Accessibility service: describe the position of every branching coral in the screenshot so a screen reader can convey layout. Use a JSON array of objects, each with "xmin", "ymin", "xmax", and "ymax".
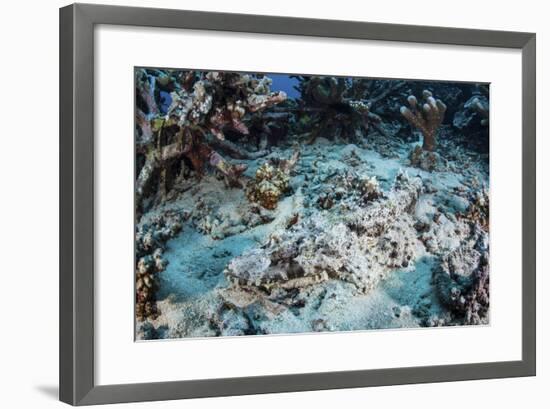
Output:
[
  {"xmin": 135, "ymin": 69, "xmax": 287, "ymax": 216},
  {"xmin": 246, "ymin": 150, "xmax": 300, "ymax": 210},
  {"xmin": 348, "ymin": 78, "xmax": 407, "ymax": 107},
  {"xmin": 400, "ymin": 90, "xmax": 447, "ymax": 152},
  {"xmin": 291, "ymin": 76, "xmax": 392, "ymax": 144}
]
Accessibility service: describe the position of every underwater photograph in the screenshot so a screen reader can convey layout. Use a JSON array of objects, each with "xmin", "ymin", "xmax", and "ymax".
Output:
[{"xmin": 134, "ymin": 68, "xmax": 490, "ymax": 340}]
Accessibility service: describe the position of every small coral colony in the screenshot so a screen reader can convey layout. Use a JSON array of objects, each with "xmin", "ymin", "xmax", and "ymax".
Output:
[{"xmin": 135, "ymin": 68, "xmax": 490, "ymax": 340}]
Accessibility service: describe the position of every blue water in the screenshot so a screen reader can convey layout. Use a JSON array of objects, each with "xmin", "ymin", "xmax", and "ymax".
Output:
[
  {"xmin": 159, "ymin": 90, "xmax": 171, "ymax": 114},
  {"xmin": 156, "ymin": 73, "xmax": 299, "ymax": 115},
  {"xmin": 269, "ymin": 74, "xmax": 300, "ymax": 99}
]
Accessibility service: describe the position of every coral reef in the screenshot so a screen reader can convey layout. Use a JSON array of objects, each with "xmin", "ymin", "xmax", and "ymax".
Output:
[
  {"xmin": 461, "ymin": 187, "xmax": 490, "ymax": 231},
  {"xmin": 193, "ymin": 201, "xmax": 275, "ymax": 240},
  {"xmin": 451, "ymin": 85, "xmax": 490, "ymax": 153},
  {"xmin": 306, "ymin": 165, "xmax": 384, "ymax": 211},
  {"xmin": 376, "ymin": 215, "xmax": 418, "ymax": 269},
  {"xmin": 246, "ymin": 163, "xmax": 289, "ymax": 210},
  {"xmin": 453, "ymin": 93, "xmax": 489, "ymax": 129},
  {"xmin": 135, "ymin": 212, "xmax": 183, "ymax": 320},
  {"xmin": 471, "ymin": 97, "xmax": 489, "ymax": 126},
  {"xmin": 291, "ymin": 76, "xmax": 399, "ymax": 144},
  {"xmin": 433, "ymin": 226, "xmax": 490, "ymax": 325},
  {"xmin": 135, "ymin": 70, "xmax": 287, "ymax": 216},
  {"xmin": 246, "ymin": 150, "xmax": 300, "ymax": 210},
  {"xmin": 134, "ymin": 69, "xmax": 491, "ymax": 339},
  {"xmin": 400, "ymin": 90, "xmax": 447, "ymax": 152},
  {"xmin": 226, "ymin": 171, "xmax": 422, "ymax": 294},
  {"xmin": 408, "ymin": 145, "xmax": 441, "ymax": 172},
  {"xmin": 359, "ymin": 175, "xmax": 383, "ymax": 203}
]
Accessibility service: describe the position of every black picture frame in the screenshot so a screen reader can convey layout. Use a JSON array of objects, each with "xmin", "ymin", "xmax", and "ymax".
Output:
[{"xmin": 60, "ymin": 3, "xmax": 536, "ymax": 405}]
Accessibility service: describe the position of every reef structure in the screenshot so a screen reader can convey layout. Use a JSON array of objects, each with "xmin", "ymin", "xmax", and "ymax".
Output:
[
  {"xmin": 246, "ymin": 150, "xmax": 300, "ymax": 210},
  {"xmin": 400, "ymin": 90, "xmax": 447, "ymax": 171},
  {"xmin": 400, "ymin": 90, "xmax": 447, "ymax": 152},
  {"xmin": 226, "ymin": 171, "xmax": 422, "ymax": 294},
  {"xmin": 135, "ymin": 70, "xmax": 287, "ymax": 216},
  {"xmin": 134, "ymin": 70, "xmax": 491, "ymax": 337},
  {"xmin": 433, "ymin": 224, "xmax": 489, "ymax": 325},
  {"xmin": 135, "ymin": 212, "xmax": 183, "ymax": 320},
  {"xmin": 291, "ymin": 76, "xmax": 397, "ymax": 144}
]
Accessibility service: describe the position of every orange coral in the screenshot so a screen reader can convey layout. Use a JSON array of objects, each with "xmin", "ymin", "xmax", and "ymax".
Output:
[{"xmin": 400, "ymin": 90, "xmax": 447, "ymax": 151}]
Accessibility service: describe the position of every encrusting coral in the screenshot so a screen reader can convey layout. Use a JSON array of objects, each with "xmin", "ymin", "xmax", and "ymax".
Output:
[
  {"xmin": 408, "ymin": 145, "xmax": 440, "ymax": 172},
  {"xmin": 461, "ymin": 187, "xmax": 489, "ymax": 231},
  {"xmin": 246, "ymin": 150, "xmax": 300, "ymax": 210},
  {"xmin": 433, "ymin": 225, "xmax": 489, "ymax": 325},
  {"xmin": 358, "ymin": 175, "xmax": 382, "ymax": 203},
  {"xmin": 313, "ymin": 168, "xmax": 383, "ymax": 210},
  {"xmin": 400, "ymin": 90, "xmax": 447, "ymax": 152},
  {"xmin": 135, "ymin": 212, "xmax": 183, "ymax": 320}
]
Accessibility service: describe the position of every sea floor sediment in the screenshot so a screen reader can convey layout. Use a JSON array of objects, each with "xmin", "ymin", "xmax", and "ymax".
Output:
[{"xmin": 136, "ymin": 137, "xmax": 489, "ymax": 340}]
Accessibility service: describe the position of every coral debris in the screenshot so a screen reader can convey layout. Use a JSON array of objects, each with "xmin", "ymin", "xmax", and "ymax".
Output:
[{"xmin": 134, "ymin": 69, "xmax": 490, "ymax": 338}]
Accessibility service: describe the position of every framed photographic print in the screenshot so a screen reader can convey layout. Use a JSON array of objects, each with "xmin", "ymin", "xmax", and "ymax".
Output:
[{"xmin": 59, "ymin": 3, "xmax": 536, "ymax": 405}]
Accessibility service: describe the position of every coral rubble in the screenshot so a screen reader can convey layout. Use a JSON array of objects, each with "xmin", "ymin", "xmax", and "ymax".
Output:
[
  {"xmin": 134, "ymin": 69, "xmax": 491, "ymax": 338},
  {"xmin": 226, "ymin": 171, "xmax": 422, "ymax": 294}
]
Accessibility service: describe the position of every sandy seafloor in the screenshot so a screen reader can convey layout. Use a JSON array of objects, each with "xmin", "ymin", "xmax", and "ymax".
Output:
[{"xmin": 136, "ymin": 137, "xmax": 488, "ymax": 340}]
